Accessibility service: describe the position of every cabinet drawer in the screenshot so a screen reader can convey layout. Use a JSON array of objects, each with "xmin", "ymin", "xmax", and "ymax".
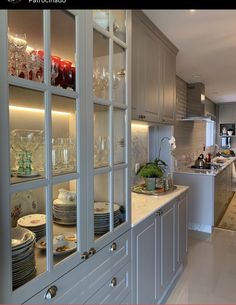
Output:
[
  {"xmin": 24, "ymin": 230, "xmax": 131, "ymax": 304},
  {"xmin": 84, "ymin": 263, "xmax": 131, "ymax": 304}
]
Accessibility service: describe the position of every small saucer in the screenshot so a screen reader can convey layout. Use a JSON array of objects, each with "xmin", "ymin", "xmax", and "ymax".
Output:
[{"xmin": 17, "ymin": 172, "xmax": 40, "ymax": 178}]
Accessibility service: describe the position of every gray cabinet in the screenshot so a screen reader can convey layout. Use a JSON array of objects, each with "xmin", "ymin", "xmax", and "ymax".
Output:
[
  {"xmin": 132, "ymin": 214, "xmax": 157, "ymax": 304},
  {"xmin": 0, "ymin": 9, "xmax": 131, "ymax": 304},
  {"xmin": 219, "ymin": 103, "xmax": 236, "ymax": 123},
  {"xmin": 176, "ymin": 194, "xmax": 188, "ymax": 268},
  {"xmin": 24, "ymin": 230, "xmax": 131, "ymax": 304},
  {"xmin": 132, "ymin": 191, "xmax": 188, "ymax": 304},
  {"xmin": 214, "ymin": 163, "xmax": 234, "ymax": 225},
  {"xmin": 160, "ymin": 45, "xmax": 176, "ymax": 124},
  {"xmin": 132, "ymin": 11, "xmax": 178, "ymax": 124},
  {"xmin": 132, "ymin": 12, "xmax": 160, "ymax": 123},
  {"xmin": 158, "ymin": 202, "xmax": 175, "ymax": 297}
]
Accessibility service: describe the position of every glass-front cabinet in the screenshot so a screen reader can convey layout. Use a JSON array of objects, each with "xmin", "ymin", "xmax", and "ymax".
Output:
[{"xmin": 0, "ymin": 10, "xmax": 130, "ymax": 303}]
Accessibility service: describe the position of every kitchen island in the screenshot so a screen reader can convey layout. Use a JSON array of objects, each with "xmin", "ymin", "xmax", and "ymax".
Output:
[{"xmin": 174, "ymin": 157, "xmax": 236, "ymax": 233}]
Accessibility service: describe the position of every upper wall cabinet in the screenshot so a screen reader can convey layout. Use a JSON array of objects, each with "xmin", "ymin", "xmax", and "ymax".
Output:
[
  {"xmin": 132, "ymin": 11, "xmax": 178, "ymax": 124},
  {"xmin": 218, "ymin": 103, "xmax": 236, "ymax": 123}
]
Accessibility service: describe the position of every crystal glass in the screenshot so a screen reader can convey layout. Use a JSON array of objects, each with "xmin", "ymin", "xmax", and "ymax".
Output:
[
  {"xmin": 51, "ymin": 55, "xmax": 61, "ymax": 86},
  {"xmin": 51, "ymin": 10, "xmax": 75, "ymax": 91},
  {"xmin": 113, "ymin": 43, "xmax": 126, "ymax": 104},
  {"xmin": 10, "ymin": 129, "xmax": 43, "ymax": 177},
  {"xmin": 8, "ymin": 32, "xmax": 27, "ymax": 78},
  {"xmin": 93, "ymin": 30, "xmax": 109, "ymax": 100},
  {"xmin": 93, "ymin": 104, "xmax": 109, "ymax": 168}
]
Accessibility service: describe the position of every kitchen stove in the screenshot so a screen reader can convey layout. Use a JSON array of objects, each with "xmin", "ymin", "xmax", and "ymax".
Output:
[{"xmin": 191, "ymin": 164, "xmax": 211, "ymax": 170}]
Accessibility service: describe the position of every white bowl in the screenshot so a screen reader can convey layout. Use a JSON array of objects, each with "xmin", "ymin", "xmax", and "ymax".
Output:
[{"xmin": 228, "ymin": 130, "xmax": 233, "ymax": 136}]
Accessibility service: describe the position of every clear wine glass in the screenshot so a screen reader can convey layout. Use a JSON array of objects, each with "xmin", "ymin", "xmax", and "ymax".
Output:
[{"xmin": 11, "ymin": 33, "xmax": 27, "ymax": 77}]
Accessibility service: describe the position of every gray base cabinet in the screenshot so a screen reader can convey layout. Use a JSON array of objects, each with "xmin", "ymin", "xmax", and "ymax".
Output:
[
  {"xmin": 132, "ymin": 214, "xmax": 157, "ymax": 304},
  {"xmin": 24, "ymin": 230, "xmax": 131, "ymax": 304},
  {"xmin": 132, "ymin": 192, "xmax": 188, "ymax": 304},
  {"xmin": 158, "ymin": 202, "xmax": 175, "ymax": 297}
]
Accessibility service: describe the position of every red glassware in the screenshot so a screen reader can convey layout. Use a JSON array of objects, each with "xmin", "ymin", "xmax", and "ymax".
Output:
[
  {"xmin": 36, "ymin": 50, "xmax": 44, "ymax": 82},
  {"xmin": 58, "ymin": 60, "xmax": 67, "ymax": 89},
  {"xmin": 63, "ymin": 60, "xmax": 74, "ymax": 90},
  {"xmin": 51, "ymin": 55, "xmax": 61, "ymax": 86}
]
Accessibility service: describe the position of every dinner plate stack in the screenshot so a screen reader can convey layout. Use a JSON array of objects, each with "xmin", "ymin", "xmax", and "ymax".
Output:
[
  {"xmin": 53, "ymin": 199, "xmax": 76, "ymax": 225},
  {"xmin": 11, "ymin": 227, "xmax": 36, "ymax": 289},
  {"xmin": 94, "ymin": 202, "xmax": 121, "ymax": 235},
  {"xmin": 17, "ymin": 214, "xmax": 46, "ymax": 241}
]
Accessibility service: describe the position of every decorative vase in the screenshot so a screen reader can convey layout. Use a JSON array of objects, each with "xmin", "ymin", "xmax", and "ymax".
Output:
[{"xmin": 144, "ymin": 177, "xmax": 156, "ymax": 191}]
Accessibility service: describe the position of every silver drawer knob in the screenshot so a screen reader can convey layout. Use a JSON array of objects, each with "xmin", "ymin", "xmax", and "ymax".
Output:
[
  {"xmin": 88, "ymin": 247, "xmax": 96, "ymax": 257},
  {"xmin": 110, "ymin": 242, "xmax": 117, "ymax": 252},
  {"xmin": 110, "ymin": 277, "xmax": 117, "ymax": 287},
  {"xmin": 44, "ymin": 285, "xmax": 57, "ymax": 299}
]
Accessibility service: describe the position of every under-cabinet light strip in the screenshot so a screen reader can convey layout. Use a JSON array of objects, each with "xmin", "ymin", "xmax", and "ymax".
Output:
[{"xmin": 9, "ymin": 105, "xmax": 70, "ymax": 116}]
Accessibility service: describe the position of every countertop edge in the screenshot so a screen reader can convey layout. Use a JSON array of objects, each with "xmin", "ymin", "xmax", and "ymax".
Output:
[
  {"xmin": 131, "ymin": 185, "xmax": 189, "ymax": 227},
  {"xmin": 173, "ymin": 157, "xmax": 236, "ymax": 176}
]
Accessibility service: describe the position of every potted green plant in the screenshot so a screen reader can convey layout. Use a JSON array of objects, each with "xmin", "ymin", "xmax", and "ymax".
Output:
[{"xmin": 137, "ymin": 158, "xmax": 167, "ymax": 191}]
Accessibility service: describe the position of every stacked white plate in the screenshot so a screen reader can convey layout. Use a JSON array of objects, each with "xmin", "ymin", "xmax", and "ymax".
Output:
[
  {"xmin": 53, "ymin": 199, "xmax": 76, "ymax": 225},
  {"xmin": 17, "ymin": 214, "xmax": 46, "ymax": 241},
  {"xmin": 12, "ymin": 227, "xmax": 36, "ymax": 289},
  {"xmin": 94, "ymin": 202, "xmax": 121, "ymax": 235}
]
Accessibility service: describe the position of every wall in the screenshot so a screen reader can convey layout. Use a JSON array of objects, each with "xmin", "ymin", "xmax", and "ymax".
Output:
[
  {"xmin": 174, "ymin": 76, "xmax": 207, "ymax": 169},
  {"xmin": 131, "ymin": 123, "xmax": 149, "ymax": 185}
]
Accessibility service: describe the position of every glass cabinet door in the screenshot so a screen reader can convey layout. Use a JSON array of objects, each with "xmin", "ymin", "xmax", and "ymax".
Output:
[
  {"xmin": 1, "ymin": 9, "xmax": 130, "ymax": 302},
  {"xmin": 7, "ymin": 10, "xmax": 84, "ymax": 295},
  {"xmin": 91, "ymin": 10, "xmax": 129, "ymax": 247}
]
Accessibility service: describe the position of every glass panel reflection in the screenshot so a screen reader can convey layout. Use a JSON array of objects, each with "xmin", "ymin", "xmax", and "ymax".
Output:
[
  {"xmin": 93, "ymin": 10, "xmax": 109, "ymax": 31},
  {"xmin": 8, "ymin": 10, "xmax": 44, "ymax": 81},
  {"xmin": 11, "ymin": 187, "xmax": 46, "ymax": 290},
  {"xmin": 113, "ymin": 108, "xmax": 126, "ymax": 164},
  {"xmin": 112, "ymin": 10, "xmax": 126, "ymax": 42},
  {"xmin": 113, "ymin": 43, "xmax": 126, "ymax": 104},
  {"xmin": 52, "ymin": 180, "xmax": 77, "ymax": 265},
  {"xmin": 9, "ymin": 86, "xmax": 45, "ymax": 184},
  {"xmin": 51, "ymin": 10, "xmax": 76, "ymax": 90},
  {"xmin": 94, "ymin": 173, "xmax": 110, "ymax": 239},
  {"xmin": 94, "ymin": 104, "xmax": 110, "ymax": 168},
  {"xmin": 52, "ymin": 95, "xmax": 76, "ymax": 176},
  {"xmin": 114, "ymin": 169, "xmax": 126, "ymax": 228},
  {"xmin": 93, "ymin": 30, "xmax": 109, "ymax": 100}
]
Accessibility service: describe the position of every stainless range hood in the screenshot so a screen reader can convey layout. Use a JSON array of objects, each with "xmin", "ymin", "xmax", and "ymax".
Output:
[{"xmin": 180, "ymin": 82, "xmax": 216, "ymax": 122}]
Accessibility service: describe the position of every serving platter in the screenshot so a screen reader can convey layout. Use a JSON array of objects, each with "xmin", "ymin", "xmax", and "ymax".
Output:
[{"xmin": 132, "ymin": 184, "xmax": 177, "ymax": 196}]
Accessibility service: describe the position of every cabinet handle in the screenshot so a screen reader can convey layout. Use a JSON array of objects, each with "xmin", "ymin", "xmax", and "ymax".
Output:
[
  {"xmin": 88, "ymin": 247, "xmax": 96, "ymax": 257},
  {"xmin": 80, "ymin": 251, "xmax": 89, "ymax": 260},
  {"xmin": 109, "ymin": 242, "xmax": 117, "ymax": 252},
  {"xmin": 156, "ymin": 210, "xmax": 163, "ymax": 216},
  {"xmin": 44, "ymin": 285, "xmax": 57, "ymax": 300},
  {"xmin": 110, "ymin": 277, "xmax": 117, "ymax": 287}
]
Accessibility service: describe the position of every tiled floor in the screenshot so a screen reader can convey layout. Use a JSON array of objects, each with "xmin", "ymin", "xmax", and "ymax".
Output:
[
  {"xmin": 218, "ymin": 193, "xmax": 236, "ymax": 231},
  {"xmin": 166, "ymin": 228, "xmax": 236, "ymax": 304}
]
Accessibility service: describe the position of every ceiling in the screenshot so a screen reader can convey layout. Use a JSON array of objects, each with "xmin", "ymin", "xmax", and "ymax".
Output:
[{"xmin": 143, "ymin": 10, "xmax": 236, "ymax": 104}]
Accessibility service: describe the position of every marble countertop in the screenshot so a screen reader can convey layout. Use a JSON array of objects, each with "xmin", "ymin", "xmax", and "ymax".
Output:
[
  {"xmin": 174, "ymin": 157, "xmax": 236, "ymax": 176},
  {"xmin": 131, "ymin": 185, "xmax": 189, "ymax": 227}
]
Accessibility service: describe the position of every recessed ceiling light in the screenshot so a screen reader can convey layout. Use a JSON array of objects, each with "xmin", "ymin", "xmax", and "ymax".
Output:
[
  {"xmin": 192, "ymin": 74, "xmax": 201, "ymax": 78},
  {"xmin": 190, "ymin": 9, "xmax": 196, "ymax": 12}
]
